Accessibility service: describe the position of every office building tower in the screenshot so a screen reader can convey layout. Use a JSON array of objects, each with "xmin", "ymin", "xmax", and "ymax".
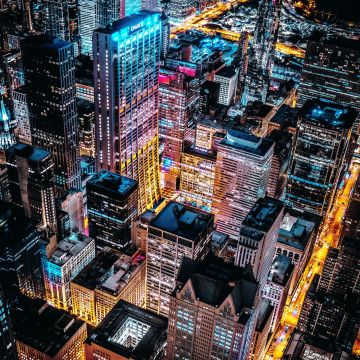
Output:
[
  {"xmin": 275, "ymin": 209, "xmax": 321, "ymax": 295},
  {"xmin": 57, "ymin": 189, "xmax": 84, "ymax": 233},
  {"xmin": 213, "ymin": 66, "xmax": 239, "ymax": 106},
  {"xmin": 71, "ymin": 248, "xmax": 146, "ymax": 325},
  {"xmin": 93, "ymin": 11, "xmax": 162, "ymax": 212},
  {"xmin": 6, "ymin": 143, "xmax": 57, "ymax": 232},
  {"xmin": 42, "ymin": 231, "xmax": 95, "ymax": 310},
  {"xmin": 166, "ymin": 253, "xmax": 259, "ymax": 360},
  {"xmin": 298, "ymin": 40, "xmax": 360, "ymax": 130},
  {"xmin": 87, "ymin": 170, "xmax": 138, "ymax": 250},
  {"xmin": 0, "ymin": 97, "xmax": 15, "ymax": 164},
  {"xmin": 286, "ymin": 100, "xmax": 356, "ymax": 216},
  {"xmin": 146, "ymin": 201, "xmax": 213, "ymax": 316},
  {"xmin": 0, "ymin": 284, "xmax": 16, "ymax": 359},
  {"xmin": 13, "ymin": 87, "xmax": 31, "ymax": 145},
  {"xmin": 242, "ymin": 0, "xmax": 281, "ymax": 104},
  {"xmin": 0, "ymin": 201, "xmax": 44, "ymax": 300},
  {"xmin": 262, "ymin": 255, "xmax": 294, "ymax": 331},
  {"xmin": 21, "ymin": 35, "xmax": 81, "ymax": 192},
  {"xmin": 166, "ymin": 0, "xmax": 196, "ymax": 24},
  {"xmin": 78, "ymin": 99, "xmax": 95, "ymax": 157},
  {"xmin": 179, "ymin": 144, "xmax": 216, "ymax": 212},
  {"xmin": 131, "ymin": 210, "xmax": 156, "ymax": 251},
  {"xmin": 1, "ymin": 50, "xmax": 25, "ymax": 94},
  {"xmin": 75, "ymin": 55, "xmax": 94, "ymax": 101},
  {"xmin": 159, "ymin": 67, "xmax": 200, "ymax": 192},
  {"xmin": 43, "ymin": 0, "xmax": 78, "ymax": 48},
  {"xmin": 235, "ymin": 197, "xmax": 284, "ymax": 292},
  {"xmin": 14, "ymin": 299, "xmax": 87, "ymax": 360},
  {"xmin": 84, "ymin": 300, "xmax": 167, "ymax": 360},
  {"xmin": 213, "ymin": 130, "xmax": 274, "ymax": 240}
]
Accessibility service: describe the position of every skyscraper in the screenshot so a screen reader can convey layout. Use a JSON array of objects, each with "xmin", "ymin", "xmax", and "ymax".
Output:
[
  {"xmin": 21, "ymin": 35, "xmax": 81, "ymax": 192},
  {"xmin": 87, "ymin": 170, "xmax": 138, "ymax": 250},
  {"xmin": 242, "ymin": 0, "xmax": 282, "ymax": 104},
  {"xmin": 0, "ymin": 96, "xmax": 15, "ymax": 164},
  {"xmin": 13, "ymin": 87, "xmax": 32, "ymax": 145},
  {"xmin": 213, "ymin": 130, "xmax": 274, "ymax": 240},
  {"xmin": 286, "ymin": 99, "xmax": 356, "ymax": 216},
  {"xmin": 159, "ymin": 67, "xmax": 200, "ymax": 192},
  {"xmin": 6, "ymin": 143, "xmax": 57, "ymax": 232},
  {"xmin": 146, "ymin": 201, "xmax": 213, "ymax": 316},
  {"xmin": 93, "ymin": 11, "xmax": 162, "ymax": 211},
  {"xmin": 298, "ymin": 39, "xmax": 360, "ymax": 133}
]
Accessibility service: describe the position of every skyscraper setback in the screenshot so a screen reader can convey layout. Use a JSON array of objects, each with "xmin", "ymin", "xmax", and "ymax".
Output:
[
  {"xmin": 21, "ymin": 35, "xmax": 81, "ymax": 193},
  {"xmin": 93, "ymin": 11, "xmax": 162, "ymax": 211}
]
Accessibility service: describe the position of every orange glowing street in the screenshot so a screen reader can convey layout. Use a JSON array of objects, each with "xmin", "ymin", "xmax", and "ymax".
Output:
[{"xmin": 265, "ymin": 161, "xmax": 360, "ymax": 359}]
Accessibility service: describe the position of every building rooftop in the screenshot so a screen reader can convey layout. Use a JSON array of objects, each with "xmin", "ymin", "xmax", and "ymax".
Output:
[
  {"xmin": 175, "ymin": 253, "xmax": 258, "ymax": 324},
  {"xmin": 220, "ymin": 129, "xmax": 274, "ymax": 156},
  {"xmin": 183, "ymin": 144, "xmax": 217, "ymax": 161},
  {"xmin": 87, "ymin": 170, "xmax": 138, "ymax": 200},
  {"xmin": 149, "ymin": 201, "xmax": 214, "ymax": 241},
  {"xmin": 268, "ymin": 255, "xmax": 294, "ymax": 286},
  {"xmin": 49, "ymin": 232, "xmax": 94, "ymax": 267},
  {"xmin": 214, "ymin": 66, "xmax": 237, "ymax": 79},
  {"xmin": 21, "ymin": 34, "xmax": 71, "ymax": 50},
  {"xmin": 85, "ymin": 300, "xmax": 167, "ymax": 359},
  {"xmin": 71, "ymin": 248, "xmax": 145, "ymax": 295},
  {"xmin": 300, "ymin": 99, "xmax": 357, "ymax": 131},
  {"xmin": 13, "ymin": 298, "xmax": 85, "ymax": 358},
  {"xmin": 6, "ymin": 142, "xmax": 51, "ymax": 163},
  {"xmin": 278, "ymin": 209, "xmax": 321, "ymax": 251},
  {"xmin": 242, "ymin": 197, "xmax": 284, "ymax": 234}
]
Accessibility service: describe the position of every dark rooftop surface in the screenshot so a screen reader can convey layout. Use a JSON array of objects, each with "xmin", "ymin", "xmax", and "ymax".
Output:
[
  {"xmin": 13, "ymin": 298, "xmax": 85, "ymax": 358},
  {"xmin": 86, "ymin": 300, "xmax": 167, "ymax": 359},
  {"xmin": 6, "ymin": 142, "xmax": 51, "ymax": 163},
  {"xmin": 220, "ymin": 129, "xmax": 274, "ymax": 156},
  {"xmin": 150, "ymin": 201, "xmax": 214, "ymax": 241},
  {"xmin": 87, "ymin": 170, "xmax": 138, "ymax": 198},
  {"xmin": 21, "ymin": 34, "xmax": 71, "ymax": 50},
  {"xmin": 183, "ymin": 144, "xmax": 217, "ymax": 161},
  {"xmin": 256, "ymin": 299, "xmax": 273, "ymax": 332},
  {"xmin": 242, "ymin": 197, "xmax": 284, "ymax": 234},
  {"xmin": 175, "ymin": 253, "xmax": 258, "ymax": 323},
  {"xmin": 215, "ymin": 66, "xmax": 237, "ymax": 78},
  {"xmin": 300, "ymin": 99, "xmax": 357, "ymax": 131},
  {"xmin": 268, "ymin": 255, "xmax": 294, "ymax": 286}
]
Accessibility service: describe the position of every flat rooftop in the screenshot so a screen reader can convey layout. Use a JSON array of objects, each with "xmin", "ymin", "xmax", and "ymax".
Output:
[
  {"xmin": 278, "ymin": 210, "xmax": 321, "ymax": 251},
  {"xmin": 215, "ymin": 66, "xmax": 237, "ymax": 78},
  {"xmin": 49, "ymin": 232, "xmax": 94, "ymax": 267},
  {"xmin": 6, "ymin": 142, "xmax": 51, "ymax": 163},
  {"xmin": 21, "ymin": 34, "xmax": 71, "ymax": 50},
  {"xmin": 13, "ymin": 299, "xmax": 85, "ymax": 358},
  {"xmin": 242, "ymin": 197, "xmax": 284, "ymax": 234},
  {"xmin": 149, "ymin": 201, "xmax": 214, "ymax": 241},
  {"xmin": 183, "ymin": 144, "xmax": 217, "ymax": 161},
  {"xmin": 268, "ymin": 255, "xmax": 294, "ymax": 286},
  {"xmin": 220, "ymin": 130, "xmax": 274, "ymax": 156},
  {"xmin": 72, "ymin": 248, "xmax": 145, "ymax": 294},
  {"xmin": 86, "ymin": 300, "xmax": 167, "ymax": 359},
  {"xmin": 87, "ymin": 170, "xmax": 138, "ymax": 199},
  {"xmin": 301, "ymin": 99, "xmax": 357, "ymax": 131}
]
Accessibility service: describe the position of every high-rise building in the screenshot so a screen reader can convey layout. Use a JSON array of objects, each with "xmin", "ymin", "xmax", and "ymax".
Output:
[
  {"xmin": 166, "ymin": 0, "xmax": 196, "ymax": 24},
  {"xmin": 77, "ymin": 99, "xmax": 95, "ymax": 157},
  {"xmin": 146, "ymin": 201, "xmax": 214, "ymax": 316},
  {"xmin": 159, "ymin": 67, "xmax": 200, "ymax": 192},
  {"xmin": 93, "ymin": 11, "xmax": 162, "ymax": 212},
  {"xmin": 14, "ymin": 299, "xmax": 87, "ymax": 360},
  {"xmin": 235, "ymin": 196, "xmax": 284, "ymax": 292},
  {"xmin": 298, "ymin": 40, "xmax": 360, "ymax": 131},
  {"xmin": 262, "ymin": 255, "xmax": 294, "ymax": 331},
  {"xmin": 0, "ymin": 201, "xmax": 44, "ymax": 300},
  {"xmin": 84, "ymin": 300, "xmax": 167, "ymax": 360},
  {"xmin": 0, "ymin": 96, "xmax": 16, "ymax": 164},
  {"xmin": 213, "ymin": 130, "xmax": 274, "ymax": 240},
  {"xmin": 242, "ymin": 0, "xmax": 282, "ymax": 104},
  {"xmin": 42, "ymin": 231, "xmax": 95, "ymax": 310},
  {"xmin": 213, "ymin": 66, "xmax": 239, "ymax": 106},
  {"xmin": 71, "ymin": 248, "xmax": 146, "ymax": 325},
  {"xmin": 43, "ymin": 0, "xmax": 79, "ymax": 51},
  {"xmin": 87, "ymin": 170, "xmax": 138, "ymax": 250},
  {"xmin": 0, "ymin": 284, "xmax": 16, "ymax": 359},
  {"xmin": 179, "ymin": 144, "xmax": 217, "ymax": 212},
  {"xmin": 21, "ymin": 35, "xmax": 81, "ymax": 193},
  {"xmin": 286, "ymin": 100, "xmax": 356, "ymax": 216},
  {"xmin": 6, "ymin": 143, "xmax": 57, "ymax": 232},
  {"xmin": 166, "ymin": 253, "xmax": 259, "ymax": 360},
  {"xmin": 13, "ymin": 87, "xmax": 32, "ymax": 145}
]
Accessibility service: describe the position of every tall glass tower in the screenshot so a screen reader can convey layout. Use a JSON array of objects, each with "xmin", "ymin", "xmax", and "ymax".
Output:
[
  {"xmin": 21, "ymin": 35, "xmax": 81, "ymax": 193},
  {"xmin": 93, "ymin": 11, "xmax": 162, "ymax": 211}
]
